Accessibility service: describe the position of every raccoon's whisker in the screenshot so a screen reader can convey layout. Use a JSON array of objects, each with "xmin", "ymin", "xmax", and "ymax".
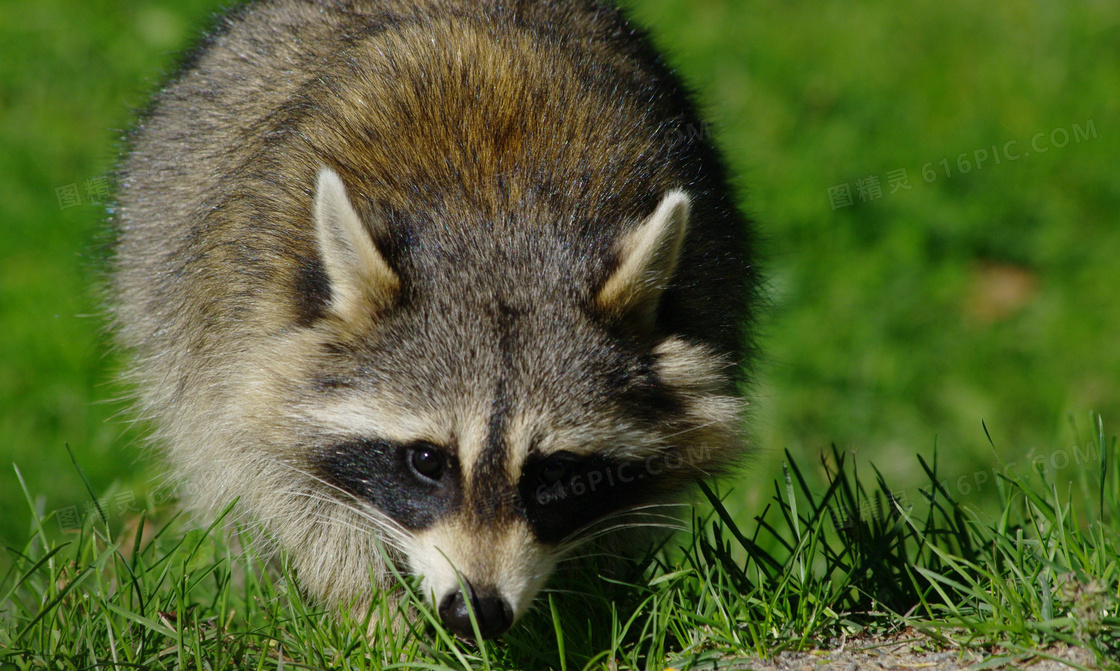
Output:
[
  {"xmin": 611, "ymin": 501, "xmax": 693, "ymax": 513},
  {"xmin": 276, "ymin": 489, "xmax": 414, "ymax": 551},
  {"xmin": 561, "ymin": 522, "xmax": 690, "ymax": 551},
  {"xmin": 202, "ymin": 458, "xmax": 417, "ymax": 552},
  {"xmin": 577, "ymin": 510, "xmax": 687, "ymax": 531},
  {"xmin": 564, "ymin": 513, "xmax": 685, "ymax": 544},
  {"xmin": 565, "ymin": 502, "xmax": 688, "ymax": 533},
  {"xmin": 588, "ymin": 514, "xmax": 689, "ymax": 532},
  {"xmin": 537, "ymin": 586, "xmax": 601, "ymax": 599},
  {"xmin": 659, "ymin": 418, "xmax": 723, "ymax": 442},
  {"xmin": 253, "ymin": 460, "xmax": 420, "ymax": 559},
  {"xmin": 555, "ymin": 509, "xmax": 689, "ymax": 552},
  {"xmin": 274, "ymin": 507, "xmax": 409, "ymax": 554},
  {"xmin": 268, "ymin": 459, "xmax": 410, "ymax": 531},
  {"xmin": 252, "ymin": 504, "xmax": 411, "ymax": 557},
  {"xmin": 274, "ymin": 489, "xmax": 388, "ymax": 529},
  {"xmin": 263, "ymin": 458, "xmax": 416, "ymax": 541},
  {"xmin": 550, "ymin": 548, "xmax": 635, "ymax": 564}
]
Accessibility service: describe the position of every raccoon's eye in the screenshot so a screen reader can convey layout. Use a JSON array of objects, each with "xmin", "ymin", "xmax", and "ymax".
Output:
[
  {"xmin": 540, "ymin": 456, "xmax": 570, "ymax": 486},
  {"xmin": 408, "ymin": 444, "xmax": 446, "ymax": 481}
]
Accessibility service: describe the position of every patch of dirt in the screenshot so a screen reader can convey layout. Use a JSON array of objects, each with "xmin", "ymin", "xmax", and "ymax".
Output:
[
  {"xmin": 667, "ymin": 633, "xmax": 1102, "ymax": 671},
  {"xmin": 963, "ymin": 260, "xmax": 1039, "ymax": 325}
]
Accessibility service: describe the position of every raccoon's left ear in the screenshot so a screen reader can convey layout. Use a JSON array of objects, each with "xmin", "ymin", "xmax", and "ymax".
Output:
[
  {"xmin": 595, "ymin": 190, "xmax": 690, "ymax": 330},
  {"xmin": 313, "ymin": 167, "xmax": 400, "ymax": 318}
]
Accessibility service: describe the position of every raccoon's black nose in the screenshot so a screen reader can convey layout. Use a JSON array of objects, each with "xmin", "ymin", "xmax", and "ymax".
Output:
[{"xmin": 438, "ymin": 584, "xmax": 513, "ymax": 639}]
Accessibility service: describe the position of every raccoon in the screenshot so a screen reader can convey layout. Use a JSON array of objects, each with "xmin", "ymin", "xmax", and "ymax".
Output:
[{"xmin": 110, "ymin": 0, "xmax": 757, "ymax": 640}]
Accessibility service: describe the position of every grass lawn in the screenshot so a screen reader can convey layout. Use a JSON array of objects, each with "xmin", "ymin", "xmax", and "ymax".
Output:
[
  {"xmin": 2, "ymin": 434, "xmax": 1118, "ymax": 668},
  {"xmin": 2, "ymin": 0, "xmax": 1119, "ymax": 667}
]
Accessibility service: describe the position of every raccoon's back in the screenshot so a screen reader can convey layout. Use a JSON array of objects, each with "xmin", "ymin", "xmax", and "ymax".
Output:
[{"xmin": 112, "ymin": 0, "xmax": 752, "ymax": 394}]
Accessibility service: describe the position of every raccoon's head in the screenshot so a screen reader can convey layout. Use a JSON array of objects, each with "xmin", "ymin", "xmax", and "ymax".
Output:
[{"xmin": 263, "ymin": 167, "xmax": 741, "ymax": 639}]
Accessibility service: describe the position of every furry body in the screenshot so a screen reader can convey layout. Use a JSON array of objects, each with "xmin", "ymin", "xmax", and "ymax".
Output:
[{"xmin": 112, "ymin": 0, "xmax": 756, "ymax": 638}]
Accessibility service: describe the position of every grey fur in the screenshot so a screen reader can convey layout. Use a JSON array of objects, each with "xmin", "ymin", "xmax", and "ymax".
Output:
[{"xmin": 110, "ymin": 0, "xmax": 758, "ymax": 638}]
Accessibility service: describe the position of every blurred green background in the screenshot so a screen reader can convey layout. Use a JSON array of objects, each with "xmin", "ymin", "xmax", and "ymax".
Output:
[{"xmin": 1, "ymin": 0, "xmax": 1118, "ymax": 545}]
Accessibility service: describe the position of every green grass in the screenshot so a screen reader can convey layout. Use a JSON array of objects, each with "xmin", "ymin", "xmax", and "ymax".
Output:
[
  {"xmin": 2, "ymin": 0, "xmax": 1120, "ymax": 666},
  {"xmin": 3, "ymin": 420, "xmax": 1118, "ymax": 669}
]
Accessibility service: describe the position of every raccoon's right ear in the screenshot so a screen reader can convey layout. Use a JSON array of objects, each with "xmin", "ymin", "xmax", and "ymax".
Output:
[
  {"xmin": 595, "ymin": 189, "xmax": 690, "ymax": 331},
  {"xmin": 313, "ymin": 167, "xmax": 400, "ymax": 318}
]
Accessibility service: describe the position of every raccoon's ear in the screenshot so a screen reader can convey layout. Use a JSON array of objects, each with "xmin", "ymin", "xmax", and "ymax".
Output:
[
  {"xmin": 313, "ymin": 167, "xmax": 400, "ymax": 317},
  {"xmin": 595, "ymin": 190, "xmax": 690, "ymax": 329}
]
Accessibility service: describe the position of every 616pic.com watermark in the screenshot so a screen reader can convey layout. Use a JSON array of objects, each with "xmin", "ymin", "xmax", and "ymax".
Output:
[
  {"xmin": 827, "ymin": 119, "xmax": 1098, "ymax": 210},
  {"xmin": 829, "ymin": 436, "xmax": 1106, "ymax": 530}
]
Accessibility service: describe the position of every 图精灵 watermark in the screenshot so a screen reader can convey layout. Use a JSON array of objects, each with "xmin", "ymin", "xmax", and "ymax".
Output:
[{"xmin": 54, "ymin": 174, "xmax": 111, "ymax": 211}]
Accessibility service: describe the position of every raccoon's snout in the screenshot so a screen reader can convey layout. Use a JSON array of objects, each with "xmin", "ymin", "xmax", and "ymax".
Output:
[{"xmin": 438, "ymin": 581, "xmax": 514, "ymax": 639}]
